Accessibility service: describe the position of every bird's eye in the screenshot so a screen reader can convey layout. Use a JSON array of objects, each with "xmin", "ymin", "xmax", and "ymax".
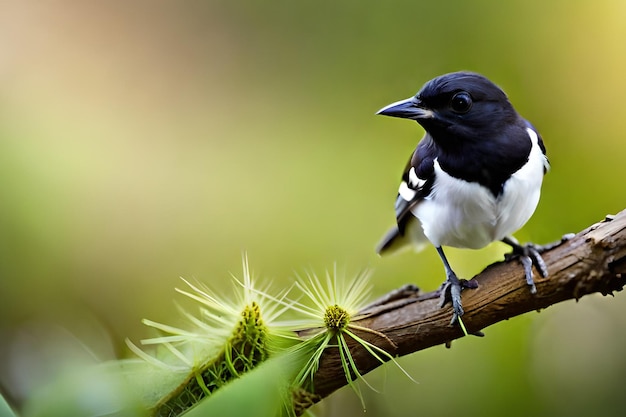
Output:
[{"xmin": 450, "ymin": 92, "xmax": 473, "ymax": 114}]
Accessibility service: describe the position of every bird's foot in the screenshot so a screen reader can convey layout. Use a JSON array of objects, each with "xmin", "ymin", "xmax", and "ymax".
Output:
[
  {"xmin": 502, "ymin": 234, "xmax": 573, "ymax": 294},
  {"xmin": 438, "ymin": 277, "xmax": 478, "ymax": 324}
]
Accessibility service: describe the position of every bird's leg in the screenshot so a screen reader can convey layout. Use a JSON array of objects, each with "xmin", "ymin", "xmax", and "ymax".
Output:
[
  {"xmin": 502, "ymin": 236, "xmax": 552, "ymax": 294},
  {"xmin": 436, "ymin": 246, "xmax": 474, "ymax": 324}
]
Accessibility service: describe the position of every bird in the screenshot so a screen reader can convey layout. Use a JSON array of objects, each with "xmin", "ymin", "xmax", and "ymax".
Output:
[{"xmin": 376, "ymin": 71, "xmax": 550, "ymax": 324}]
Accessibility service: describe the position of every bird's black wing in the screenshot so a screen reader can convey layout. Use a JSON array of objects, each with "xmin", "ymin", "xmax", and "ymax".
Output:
[
  {"xmin": 395, "ymin": 137, "xmax": 436, "ymax": 234},
  {"xmin": 377, "ymin": 136, "xmax": 436, "ymax": 254}
]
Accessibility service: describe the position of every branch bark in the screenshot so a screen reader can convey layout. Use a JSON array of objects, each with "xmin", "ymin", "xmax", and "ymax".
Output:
[{"xmin": 299, "ymin": 209, "xmax": 626, "ymax": 411}]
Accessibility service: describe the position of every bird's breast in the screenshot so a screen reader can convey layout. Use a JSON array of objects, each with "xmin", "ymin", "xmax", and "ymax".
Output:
[
  {"xmin": 412, "ymin": 142, "xmax": 545, "ymax": 249},
  {"xmin": 412, "ymin": 160, "xmax": 498, "ymax": 248}
]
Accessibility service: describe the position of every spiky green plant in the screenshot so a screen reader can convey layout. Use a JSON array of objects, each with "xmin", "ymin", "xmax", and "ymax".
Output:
[
  {"xmin": 127, "ymin": 256, "xmax": 297, "ymax": 416},
  {"xmin": 11, "ymin": 257, "xmax": 413, "ymax": 417},
  {"xmin": 125, "ymin": 260, "xmax": 414, "ymax": 416},
  {"xmin": 275, "ymin": 266, "xmax": 415, "ymax": 409}
]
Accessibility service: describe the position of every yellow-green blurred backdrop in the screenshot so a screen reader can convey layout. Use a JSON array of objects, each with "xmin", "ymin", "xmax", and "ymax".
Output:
[{"xmin": 1, "ymin": 1, "xmax": 625, "ymax": 416}]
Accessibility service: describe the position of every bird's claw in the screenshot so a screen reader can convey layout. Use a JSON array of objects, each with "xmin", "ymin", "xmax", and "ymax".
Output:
[
  {"xmin": 504, "ymin": 238, "xmax": 561, "ymax": 293},
  {"xmin": 505, "ymin": 242, "xmax": 548, "ymax": 277},
  {"xmin": 439, "ymin": 278, "xmax": 478, "ymax": 324},
  {"xmin": 518, "ymin": 255, "xmax": 537, "ymax": 293}
]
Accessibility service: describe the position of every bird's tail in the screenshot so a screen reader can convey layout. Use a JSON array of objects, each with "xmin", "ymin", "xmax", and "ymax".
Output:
[
  {"xmin": 376, "ymin": 219, "xmax": 427, "ymax": 256},
  {"xmin": 376, "ymin": 226, "xmax": 404, "ymax": 255}
]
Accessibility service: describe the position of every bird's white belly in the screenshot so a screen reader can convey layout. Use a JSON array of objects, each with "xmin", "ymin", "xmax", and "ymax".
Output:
[{"xmin": 412, "ymin": 151, "xmax": 544, "ymax": 249}]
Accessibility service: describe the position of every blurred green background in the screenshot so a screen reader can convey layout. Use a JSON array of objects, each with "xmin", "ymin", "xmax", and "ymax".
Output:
[{"xmin": 1, "ymin": 0, "xmax": 625, "ymax": 416}]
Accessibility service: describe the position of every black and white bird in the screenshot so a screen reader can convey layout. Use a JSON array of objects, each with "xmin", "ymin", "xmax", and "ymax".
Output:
[{"xmin": 376, "ymin": 71, "xmax": 550, "ymax": 323}]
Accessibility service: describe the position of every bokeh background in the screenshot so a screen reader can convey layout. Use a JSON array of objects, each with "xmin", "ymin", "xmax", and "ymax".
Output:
[{"xmin": 1, "ymin": 1, "xmax": 625, "ymax": 416}]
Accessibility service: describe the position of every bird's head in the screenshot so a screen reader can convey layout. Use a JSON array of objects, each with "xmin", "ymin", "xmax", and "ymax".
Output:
[{"xmin": 377, "ymin": 72, "xmax": 518, "ymax": 147}]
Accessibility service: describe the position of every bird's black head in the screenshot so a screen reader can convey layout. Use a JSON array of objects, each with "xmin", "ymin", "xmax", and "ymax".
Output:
[{"xmin": 377, "ymin": 71, "xmax": 519, "ymax": 149}]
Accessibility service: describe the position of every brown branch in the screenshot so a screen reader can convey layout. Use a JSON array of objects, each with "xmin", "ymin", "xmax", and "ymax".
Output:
[{"xmin": 297, "ymin": 209, "xmax": 626, "ymax": 412}]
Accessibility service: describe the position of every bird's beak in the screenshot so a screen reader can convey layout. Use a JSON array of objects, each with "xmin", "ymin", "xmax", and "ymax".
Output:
[{"xmin": 376, "ymin": 97, "xmax": 433, "ymax": 120}]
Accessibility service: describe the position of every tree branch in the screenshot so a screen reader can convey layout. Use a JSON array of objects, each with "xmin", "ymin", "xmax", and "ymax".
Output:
[{"xmin": 298, "ymin": 209, "xmax": 626, "ymax": 411}]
